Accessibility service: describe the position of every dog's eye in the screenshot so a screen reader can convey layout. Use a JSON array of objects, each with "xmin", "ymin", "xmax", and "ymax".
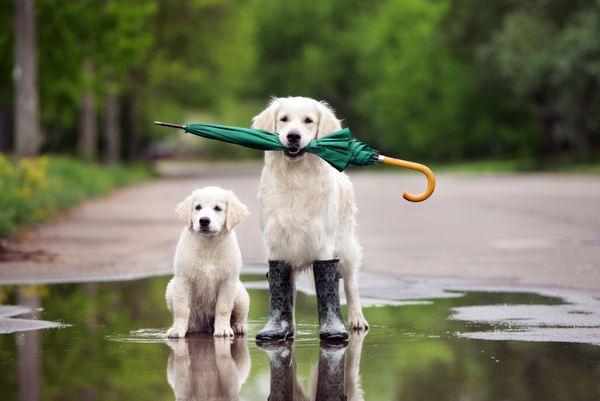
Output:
[
  {"xmin": 280, "ymin": 116, "xmax": 288, "ymax": 122},
  {"xmin": 195, "ymin": 204, "xmax": 202, "ymax": 211},
  {"xmin": 214, "ymin": 206, "xmax": 222, "ymax": 212},
  {"xmin": 304, "ymin": 117, "xmax": 313, "ymax": 124}
]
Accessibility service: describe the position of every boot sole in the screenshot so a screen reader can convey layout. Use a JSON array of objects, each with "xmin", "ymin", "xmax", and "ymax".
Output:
[
  {"xmin": 255, "ymin": 331, "xmax": 295, "ymax": 342},
  {"xmin": 319, "ymin": 332, "xmax": 349, "ymax": 342}
]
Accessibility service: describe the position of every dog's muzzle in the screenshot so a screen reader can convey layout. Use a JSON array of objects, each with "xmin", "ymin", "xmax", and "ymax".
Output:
[
  {"xmin": 284, "ymin": 146, "xmax": 305, "ymax": 160},
  {"xmin": 284, "ymin": 130, "xmax": 305, "ymax": 160}
]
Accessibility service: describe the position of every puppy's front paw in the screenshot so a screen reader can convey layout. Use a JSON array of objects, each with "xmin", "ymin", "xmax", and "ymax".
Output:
[
  {"xmin": 349, "ymin": 327, "xmax": 369, "ymax": 343},
  {"xmin": 232, "ymin": 323, "xmax": 247, "ymax": 335},
  {"xmin": 167, "ymin": 326, "xmax": 186, "ymax": 338},
  {"xmin": 213, "ymin": 325, "xmax": 234, "ymax": 337},
  {"xmin": 348, "ymin": 313, "xmax": 369, "ymax": 331}
]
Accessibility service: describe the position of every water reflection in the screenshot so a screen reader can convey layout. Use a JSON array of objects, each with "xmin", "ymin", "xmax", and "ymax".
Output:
[
  {"xmin": 259, "ymin": 331, "xmax": 366, "ymax": 401},
  {"xmin": 1, "ymin": 277, "xmax": 600, "ymax": 401},
  {"xmin": 17, "ymin": 287, "xmax": 40, "ymax": 401},
  {"xmin": 166, "ymin": 336, "xmax": 250, "ymax": 401}
]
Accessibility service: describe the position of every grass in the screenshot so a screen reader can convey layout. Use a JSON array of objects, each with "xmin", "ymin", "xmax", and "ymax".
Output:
[{"xmin": 0, "ymin": 154, "xmax": 151, "ymax": 239}]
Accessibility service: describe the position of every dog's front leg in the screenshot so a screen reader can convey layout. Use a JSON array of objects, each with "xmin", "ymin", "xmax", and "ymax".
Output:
[
  {"xmin": 166, "ymin": 340, "xmax": 192, "ymax": 399},
  {"xmin": 167, "ymin": 277, "xmax": 191, "ymax": 338},
  {"xmin": 343, "ymin": 269, "xmax": 369, "ymax": 330},
  {"xmin": 214, "ymin": 338, "xmax": 240, "ymax": 398},
  {"xmin": 345, "ymin": 330, "xmax": 367, "ymax": 401},
  {"xmin": 214, "ymin": 279, "xmax": 235, "ymax": 337}
]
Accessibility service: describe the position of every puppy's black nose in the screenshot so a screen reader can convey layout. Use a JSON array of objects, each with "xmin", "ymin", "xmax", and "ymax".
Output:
[
  {"xmin": 199, "ymin": 217, "xmax": 210, "ymax": 227},
  {"xmin": 286, "ymin": 131, "xmax": 301, "ymax": 145}
]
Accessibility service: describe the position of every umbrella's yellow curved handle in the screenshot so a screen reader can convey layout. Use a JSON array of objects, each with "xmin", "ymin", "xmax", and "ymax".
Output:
[{"xmin": 379, "ymin": 156, "xmax": 436, "ymax": 202}]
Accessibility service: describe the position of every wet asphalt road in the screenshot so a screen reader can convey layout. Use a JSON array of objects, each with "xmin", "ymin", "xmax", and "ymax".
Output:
[{"xmin": 0, "ymin": 162, "xmax": 599, "ymax": 291}]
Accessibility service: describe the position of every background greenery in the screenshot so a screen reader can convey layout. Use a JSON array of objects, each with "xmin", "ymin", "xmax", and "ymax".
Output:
[
  {"xmin": 1, "ymin": 0, "xmax": 599, "ymax": 165},
  {"xmin": 0, "ymin": 155, "xmax": 149, "ymax": 238}
]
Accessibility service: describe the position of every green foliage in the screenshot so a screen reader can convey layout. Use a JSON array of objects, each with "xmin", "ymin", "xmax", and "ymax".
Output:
[
  {"xmin": 33, "ymin": 0, "xmax": 156, "ymax": 151},
  {"xmin": 350, "ymin": 0, "xmax": 470, "ymax": 160},
  {"xmin": 1, "ymin": 0, "xmax": 599, "ymax": 163},
  {"xmin": 0, "ymin": 154, "xmax": 150, "ymax": 238},
  {"xmin": 447, "ymin": 0, "xmax": 600, "ymax": 161}
]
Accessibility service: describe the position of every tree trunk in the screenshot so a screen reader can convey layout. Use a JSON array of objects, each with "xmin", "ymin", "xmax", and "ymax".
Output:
[
  {"xmin": 0, "ymin": 107, "xmax": 9, "ymax": 152},
  {"xmin": 124, "ymin": 77, "xmax": 140, "ymax": 163},
  {"xmin": 79, "ymin": 59, "xmax": 97, "ymax": 160},
  {"xmin": 124, "ymin": 91, "xmax": 137, "ymax": 163},
  {"xmin": 104, "ymin": 76, "xmax": 120, "ymax": 165},
  {"xmin": 14, "ymin": 0, "xmax": 39, "ymax": 157}
]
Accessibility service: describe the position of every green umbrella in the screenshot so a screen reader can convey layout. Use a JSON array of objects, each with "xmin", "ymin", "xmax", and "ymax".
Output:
[{"xmin": 155, "ymin": 121, "xmax": 435, "ymax": 202}]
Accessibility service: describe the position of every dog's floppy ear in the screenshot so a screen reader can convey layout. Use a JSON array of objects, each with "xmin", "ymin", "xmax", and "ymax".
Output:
[
  {"xmin": 175, "ymin": 194, "xmax": 193, "ymax": 224},
  {"xmin": 252, "ymin": 97, "xmax": 279, "ymax": 132},
  {"xmin": 317, "ymin": 101, "xmax": 342, "ymax": 138},
  {"xmin": 225, "ymin": 191, "xmax": 249, "ymax": 232}
]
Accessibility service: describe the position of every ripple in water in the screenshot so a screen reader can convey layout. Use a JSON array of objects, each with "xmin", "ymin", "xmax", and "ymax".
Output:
[{"xmin": 106, "ymin": 328, "xmax": 167, "ymax": 343}]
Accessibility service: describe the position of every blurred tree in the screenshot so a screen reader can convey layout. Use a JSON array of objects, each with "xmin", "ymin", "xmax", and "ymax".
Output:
[
  {"xmin": 0, "ymin": 1, "xmax": 14, "ymax": 152},
  {"xmin": 146, "ymin": 0, "xmax": 257, "ymax": 110},
  {"xmin": 14, "ymin": 0, "xmax": 40, "ymax": 157},
  {"xmin": 96, "ymin": 0, "xmax": 155, "ymax": 163},
  {"xmin": 350, "ymin": 0, "xmax": 470, "ymax": 160},
  {"xmin": 1, "ymin": 0, "xmax": 598, "ymax": 164},
  {"xmin": 24, "ymin": 0, "xmax": 155, "ymax": 160},
  {"xmin": 252, "ymin": 0, "xmax": 377, "ymax": 120},
  {"xmin": 79, "ymin": 59, "xmax": 97, "ymax": 160},
  {"xmin": 482, "ymin": 7, "xmax": 600, "ymax": 159},
  {"xmin": 104, "ymin": 74, "xmax": 120, "ymax": 165},
  {"xmin": 444, "ymin": 0, "xmax": 600, "ymax": 161}
]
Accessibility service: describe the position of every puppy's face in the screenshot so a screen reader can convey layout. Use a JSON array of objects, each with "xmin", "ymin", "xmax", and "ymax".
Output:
[
  {"xmin": 252, "ymin": 97, "xmax": 342, "ymax": 162},
  {"xmin": 176, "ymin": 187, "xmax": 248, "ymax": 236}
]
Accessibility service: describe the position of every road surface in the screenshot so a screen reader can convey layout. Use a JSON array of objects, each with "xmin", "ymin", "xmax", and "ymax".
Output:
[{"xmin": 1, "ymin": 163, "xmax": 599, "ymax": 291}]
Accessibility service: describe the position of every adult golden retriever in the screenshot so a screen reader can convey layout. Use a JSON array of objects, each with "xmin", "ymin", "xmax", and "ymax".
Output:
[{"xmin": 253, "ymin": 97, "xmax": 368, "ymax": 337}]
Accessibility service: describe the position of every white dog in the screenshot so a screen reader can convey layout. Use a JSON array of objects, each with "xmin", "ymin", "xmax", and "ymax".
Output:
[
  {"xmin": 253, "ymin": 96, "xmax": 368, "ymax": 341},
  {"xmin": 167, "ymin": 338, "xmax": 250, "ymax": 401},
  {"xmin": 166, "ymin": 186, "xmax": 250, "ymax": 338}
]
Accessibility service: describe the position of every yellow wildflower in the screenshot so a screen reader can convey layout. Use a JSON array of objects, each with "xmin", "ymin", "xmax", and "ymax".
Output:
[
  {"xmin": 20, "ymin": 284, "xmax": 50, "ymax": 299},
  {"xmin": 36, "ymin": 208, "xmax": 49, "ymax": 220},
  {"xmin": 0, "ymin": 153, "xmax": 14, "ymax": 176}
]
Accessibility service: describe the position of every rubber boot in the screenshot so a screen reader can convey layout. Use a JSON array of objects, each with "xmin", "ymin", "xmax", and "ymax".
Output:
[
  {"xmin": 258, "ymin": 341, "xmax": 294, "ymax": 401},
  {"xmin": 313, "ymin": 259, "xmax": 349, "ymax": 342},
  {"xmin": 316, "ymin": 343, "xmax": 348, "ymax": 401},
  {"xmin": 256, "ymin": 260, "xmax": 294, "ymax": 341}
]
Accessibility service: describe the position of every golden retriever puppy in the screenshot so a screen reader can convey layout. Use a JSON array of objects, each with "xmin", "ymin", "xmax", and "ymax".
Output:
[
  {"xmin": 166, "ymin": 338, "xmax": 250, "ymax": 401},
  {"xmin": 166, "ymin": 186, "xmax": 249, "ymax": 338}
]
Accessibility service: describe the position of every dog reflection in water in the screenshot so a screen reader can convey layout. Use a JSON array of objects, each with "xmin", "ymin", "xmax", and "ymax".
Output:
[
  {"xmin": 166, "ymin": 336, "xmax": 250, "ymax": 401},
  {"xmin": 260, "ymin": 331, "xmax": 366, "ymax": 401}
]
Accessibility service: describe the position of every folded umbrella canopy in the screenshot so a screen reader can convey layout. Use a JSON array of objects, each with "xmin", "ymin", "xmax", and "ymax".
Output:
[{"xmin": 155, "ymin": 122, "xmax": 435, "ymax": 202}]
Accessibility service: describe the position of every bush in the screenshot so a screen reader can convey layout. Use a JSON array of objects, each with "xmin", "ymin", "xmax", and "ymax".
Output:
[{"xmin": 0, "ymin": 154, "xmax": 150, "ymax": 239}]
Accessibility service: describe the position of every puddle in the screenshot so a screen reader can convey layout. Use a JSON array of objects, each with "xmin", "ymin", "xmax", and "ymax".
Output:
[{"xmin": 1, "ymin": 275, "xmax": 599, "ymax": 400}]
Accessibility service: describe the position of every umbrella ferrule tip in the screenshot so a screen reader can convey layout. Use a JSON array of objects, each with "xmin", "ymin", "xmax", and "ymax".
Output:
[{"xmin": 153, "ymin": 121, "xmax": 186, "ymax": 129}]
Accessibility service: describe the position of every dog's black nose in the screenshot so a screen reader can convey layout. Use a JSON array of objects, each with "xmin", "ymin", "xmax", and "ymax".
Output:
[
  {"xmin": 199, "ymin": 217, "xmax": 210, "ymax": 227},
  {"xmin": 287, "ymin": 131, "xmax": 301, "ymax": 145}
]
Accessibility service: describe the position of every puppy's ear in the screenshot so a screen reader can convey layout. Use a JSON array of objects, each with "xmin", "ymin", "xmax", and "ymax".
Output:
[
  {"xmin": 225, "ymin": 191, "xmax": 249, "ymax": 232},
  {"xmin": 175, "ymin": 194, "xmax": 193, "ymax": 224},
  {"xmin": 252, "ymin": 97, "xmax": 279, "ymax": 132},
  {"xmin": 317, "ymin": 101, "xmax": 342, "ymax": 138}
]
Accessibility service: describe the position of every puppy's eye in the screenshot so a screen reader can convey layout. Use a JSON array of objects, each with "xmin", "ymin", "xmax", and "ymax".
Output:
[
  {"xmin": 280, "ymin": 116, "xmax": 288, "ymax": 122},
  {"xmin": 195, "ymin": 204, "xmax": 202, "ymax": 211},
  {"xmin": 304, "ymin": 117, "xmax": 313, "ymax": 124},
  {"xmin": 214, "ymin": 205, "xmax": 222, "ymax": 212}
]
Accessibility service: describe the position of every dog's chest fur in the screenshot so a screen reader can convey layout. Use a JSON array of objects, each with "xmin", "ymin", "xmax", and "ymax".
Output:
[
  {"xmin": 174, "ymin": 230, "xmax": 239, "ymax": 322},
  {"xmin": 259, "ymin": 155, "xmax": 341, "ymax": 266}
]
